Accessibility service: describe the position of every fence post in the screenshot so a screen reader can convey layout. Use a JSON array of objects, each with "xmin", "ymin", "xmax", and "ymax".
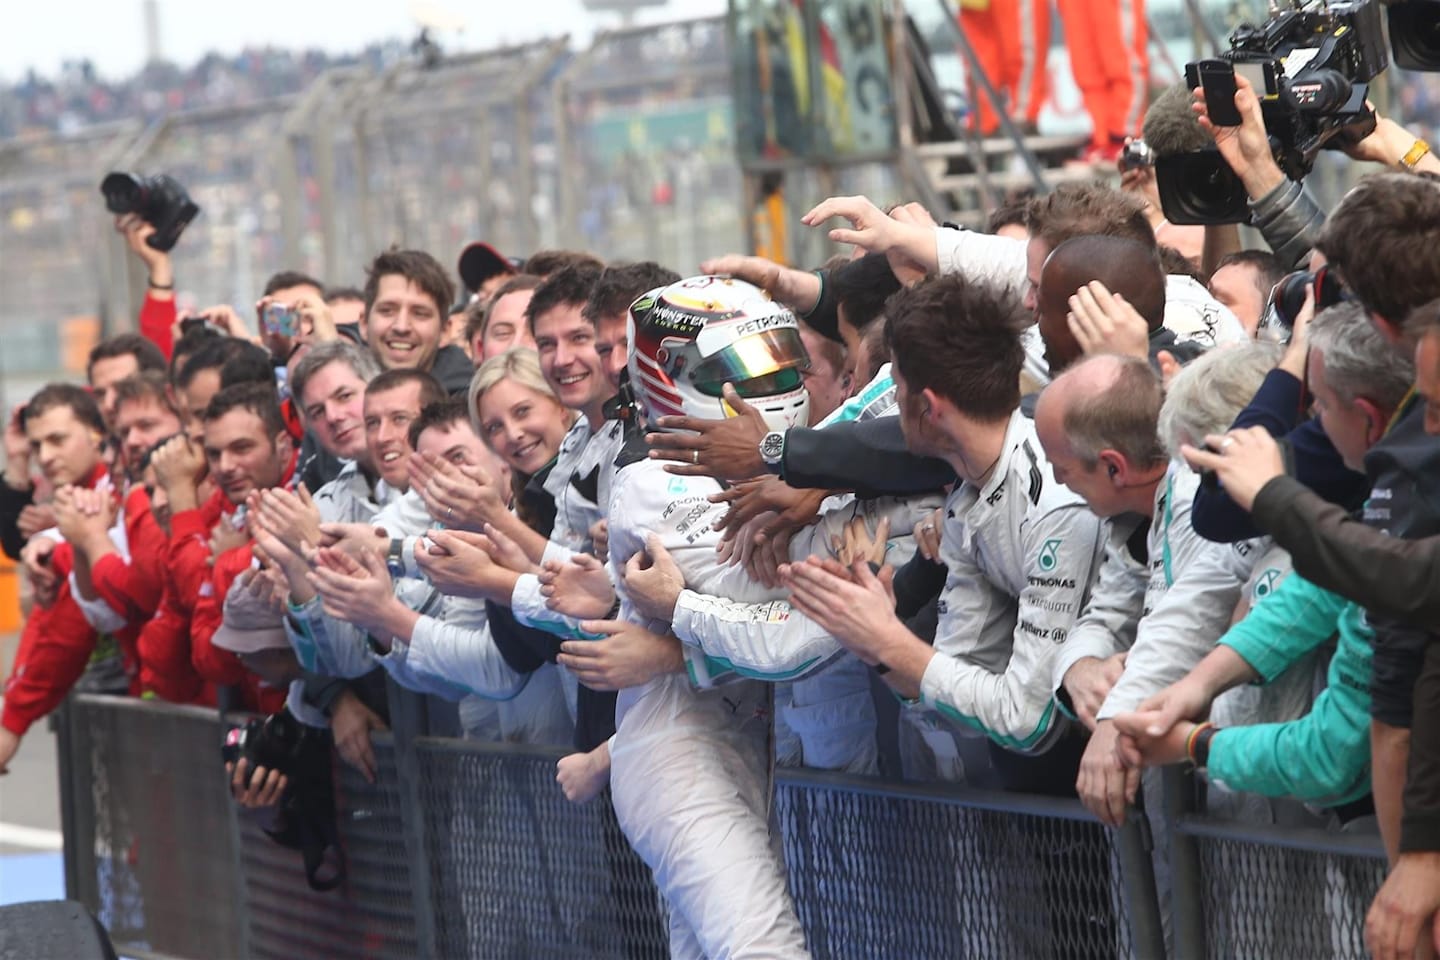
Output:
[
  {"xmin": 52, "ymin": 700, "xmax": 83, "ymax": 902},
  {"xmin": 1163, "ymin": 765, "xmax": 1208, "ymax": 960},
  {"xmin": 1116, "ymin": 812, "xmax": 1166, "ymax": 959},
  {"xmin": 386, "ymin": 678, "xmax": 439, "ymax": 959}
]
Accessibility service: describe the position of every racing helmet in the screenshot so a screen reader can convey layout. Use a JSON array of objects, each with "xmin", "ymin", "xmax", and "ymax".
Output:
[{"xmin": 627, "ymin": 276, "xmax": 811, "ymax": 432}]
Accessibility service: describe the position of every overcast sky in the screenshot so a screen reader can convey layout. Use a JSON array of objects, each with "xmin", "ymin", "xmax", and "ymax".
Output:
[{"xmin": 1, "ymin": 0, "xmax": 728, "ymax": 82}]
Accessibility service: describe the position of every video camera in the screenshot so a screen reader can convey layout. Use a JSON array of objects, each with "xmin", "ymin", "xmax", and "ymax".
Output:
[
  {"xmin": 1155, "ymin": 0, "xmax": 1435, "ymax": 225},
  {"xmin": 100, "ymin": 171, "xmax": 200, "ymax": 252}
]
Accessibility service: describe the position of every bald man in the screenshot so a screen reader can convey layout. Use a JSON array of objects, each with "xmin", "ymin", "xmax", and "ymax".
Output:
[
  {"xmin": 1036, "ymin": 235, "xmax": 1203, "ymax": 375},
  {"xmin": 1033, "ymin": 354, "xmax": 1263, "ymax": 825}
]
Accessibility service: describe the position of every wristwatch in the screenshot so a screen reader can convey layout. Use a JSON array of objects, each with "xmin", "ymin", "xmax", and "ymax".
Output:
[
  {"xmin": 384, "ymin": 538, "xmax": 406, "ymax": 580},
  {"xmin": 759, "ymin": 430, "xmax": 786, "ymax": 474}
]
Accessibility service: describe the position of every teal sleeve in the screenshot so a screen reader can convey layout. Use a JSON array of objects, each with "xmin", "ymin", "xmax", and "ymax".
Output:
[
  {"xmin": 1206, "ymin": 602, "xmax": 1374, "ymax": 807},
  {"xmin": 1219, "ymin": 574, "xmax": 1346, "ymax": 683},
  {"xmin": 1206, "ymin": 704, "xmax": 1370, "ymax": 807}
]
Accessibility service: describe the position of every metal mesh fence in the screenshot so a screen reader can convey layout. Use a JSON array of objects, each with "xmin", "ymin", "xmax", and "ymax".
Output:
[
  {"xmin": 123, "ymin": 101, "xmax": 300, "ymax": 313},
  {"xmin": 0, "ymin": 124, "xmax": 140, "ymax": 388},
  {"xmin": 415, "ymin": 737, "xmax": 668, "ymax": 960},
  {"xmin": 1193, "ymin": 835, "xmax": 1385, "ymax": 960},
  {"xmin": 61, "ymin": 694, "xmax": 1395, "ymax": 960},
  {"xmin": 235, "ymin": 733, "xmax": 419, "ymax": 960},
  {"xmin": 777, "ymin": 775, "xmax": 1135, "ymax": 960},
  {"xmin": 64, "ymin": 695, "xmax": 244, "ymax": 958},
  {"xmin": 555, "ymin": 18, "xmax": 743, "ymax": 274}
]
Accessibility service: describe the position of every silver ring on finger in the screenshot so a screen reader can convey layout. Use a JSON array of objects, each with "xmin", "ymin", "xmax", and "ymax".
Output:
[
  {"xmin": 691, "ymin": 450, "xmax": 699, "ymax": 465},
  {"xmin": 445, "ymin": 505, "xmax": 455, "ymax": 521},
  {"xmin": 1220, "ymin": 438, "xmax": 1236, "ymax": 451}
]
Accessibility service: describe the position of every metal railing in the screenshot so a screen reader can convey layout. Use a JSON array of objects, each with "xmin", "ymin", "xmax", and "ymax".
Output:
[{"xmin": 55, "ymin": 691, "xmax": 1386, "ymax": 960}]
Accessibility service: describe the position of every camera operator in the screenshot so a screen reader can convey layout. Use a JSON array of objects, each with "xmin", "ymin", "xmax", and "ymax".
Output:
[{"xmin": 1190, "ymin": 73, "xmax": 1440, "ymax": 273}]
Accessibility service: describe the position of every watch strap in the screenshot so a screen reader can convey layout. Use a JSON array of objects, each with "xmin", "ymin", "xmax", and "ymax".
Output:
[{"xmin": 1401, "ymin": 138, "xmax": 1432, "ymax": 171}]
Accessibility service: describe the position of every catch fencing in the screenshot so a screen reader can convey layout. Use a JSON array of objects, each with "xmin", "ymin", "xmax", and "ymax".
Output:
[
  {"xmin": 5, "ymin": 9, "xmax": 1440, "ymax": 397},
  {"xmin": 55, "ymin": 691, "xmax": 1385, "ymax": 960}
]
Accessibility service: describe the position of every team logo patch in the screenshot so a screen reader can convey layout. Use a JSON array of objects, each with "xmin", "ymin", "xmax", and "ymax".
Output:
[
  {"xmin": 1252, "ymin": 567, "xmax": 1282, "ymax": 601},
  {"xmin": 1038, "ymin": 538, "xmax": 1063, "ymax": 571}
]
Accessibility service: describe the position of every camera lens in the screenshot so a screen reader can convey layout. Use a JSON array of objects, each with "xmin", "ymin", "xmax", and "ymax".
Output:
[{"xmin": 100, "ymin": 172, "xmax": 146, "ymax": 215}]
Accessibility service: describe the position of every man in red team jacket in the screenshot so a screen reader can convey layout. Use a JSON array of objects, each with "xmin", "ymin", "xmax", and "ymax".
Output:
[
  {"xmin": 155, "ymin": 382, "xmax": 297, "ymax": 715},
  {"xmin": 0, "ymin": 385, "xmax": 113, "ymax": 772}
]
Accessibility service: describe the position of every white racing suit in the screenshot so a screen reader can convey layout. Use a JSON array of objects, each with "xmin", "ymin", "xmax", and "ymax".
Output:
[
  {"xmin": 285, "ymin": 462, "xmax": 568, "ymax": 743},
  {"xmin": 510, "ymin": 418, "xmax": 627, "ymax": 631},
  {"xmin": 606, "ymin": 441, "xmax": 810, "ymax": 960},
  {"xmin": 911, "ymin": 409, "xmax": 1106, "ymax": 759},
  {"xmin": 669, "ymin": 494, "xmax": 942, "ymax": 775},
  {"xmin": 1052, "ymin": 464, "xmax": 1270, "ymax": 722}
]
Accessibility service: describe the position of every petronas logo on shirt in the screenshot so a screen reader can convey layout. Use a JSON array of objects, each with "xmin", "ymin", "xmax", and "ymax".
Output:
[
  {"xmin": 1038, "ymin": 538, "xmax": 1062, "ymax": 571},
  {"xmin": 1253, "ymin": 567, "xmax": 1282, "ymax": 600}
]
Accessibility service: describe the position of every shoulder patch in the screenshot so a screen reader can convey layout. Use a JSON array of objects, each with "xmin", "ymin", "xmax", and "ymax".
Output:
[
  {"xmin": 1037, "ymin": 537, "xmax": 1063, "ymax": 571},
  {"xmin": 1022, "ymin": 439, "xmax": 1043, "ymax": 505},
  {"xmin": 613, "ymin": 431, "xmax": 652, "ymax": 473}
]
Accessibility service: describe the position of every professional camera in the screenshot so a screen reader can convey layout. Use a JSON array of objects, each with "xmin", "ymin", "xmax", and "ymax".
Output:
[
  {"xmin": 221, "ymin": 709, "xmax": 310, "ymax": 776},
  {"xmin": 1156, "ymin": 0, "xmax": 1390, "ymax": 224},
  {"xmin": 1225, "ymin": 0, "xmax": 1387, "ymax": 179},
  {"xmin": 1256, "ymin": 265, "xmax": 1348, "ymax": 342},
  {"xmin": 100, "ymin": 171, "xmax": 200, "ymax": 252},
  {"xmin": 1388, "ymin": 0, "xmax": 1440, "ymax": 71}
]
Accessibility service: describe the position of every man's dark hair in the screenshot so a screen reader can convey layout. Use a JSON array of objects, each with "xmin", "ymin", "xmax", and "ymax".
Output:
[
  {"xmin": 583, "ymin": 262, "xmax": 682, "ymax": 324},
  {"xmin": 87, "ymin": 333, "xmax": 166, "ymax": 382},
  {"xmin": 113, "ymin": 371, "xmax": 179, "ymax": 416},
  {"xmin": 407, "ymin": 397, "xmax": 473, "ymax": 449},
  {"xmin": 168, "ymin": 326, "xmax": 223, "ymax": 384},
  {"xmin": 1024, "ymin": 183, "xmax": 1155, "ymax": 252},
  {"xmin": 987, "ymin": 189, "xmax": 1036, "ymax": 234},
  {"xmin": 21, "ymin": 383, "xmax": 105, "ymax": 435},
  {"xmin": 323, "ymin": 286, "xmax": 365, "ymax": 304},
  {"xmin": 263, "ymin": 271, "xmax": 325, "ymax": 297},
  {"xmin": 1316, "ymin": 173, "xmax": 1440, "ymax": 324},
  {"xmin": 219, "ymin": 341, "xmax": 277, "ymax": 389},
  {"xmin": 368, "ymin": 368, "xmax": 447, "ymax": 411},
  {"xmin": 831, "ymin": 252, "xmax": 902, "ymax": 334},
  {"xmin": 1214, "ymin": 249, "xmax": 1286, "ymax": 299},
  {"xmin": 857, "ymin": 317, "xmax": 890, "ymax": 384},
  {"xmin": 202, "ymin": 381, "xmax": 287, "ymax": 438},
  {"xmin": 883, "ymin": 275, "xmax": 1029, "ymax": 422},
  {"xmin": 522, "ymin": 249, "xmax": 604, "ymax": 277},
  {"xmin": 177, "ymin": 337, "xmax": 264, "ymax": 391},
  {"xmin": 1157, "ymin": 245, "xmax": 1206, "ymax": 285},
  {"xmin": 465, "ymin": 274, "xmax": 544, "ymax": 344},
  {"xmin": 527, "ymin": 264, "xmax": 604, "ymax": 332},
  {"xmin": 363, "ymin": 248, "xmax": 456, "ymax": 322}
]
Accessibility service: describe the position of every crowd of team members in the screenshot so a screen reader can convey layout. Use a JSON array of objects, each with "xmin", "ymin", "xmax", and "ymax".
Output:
[{"xmin": 3, "ymin": 77, "xmax": 1440, "ymax": 960}]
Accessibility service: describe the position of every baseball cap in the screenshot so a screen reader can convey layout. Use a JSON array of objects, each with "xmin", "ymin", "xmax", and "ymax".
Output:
[
  {"xmin": 212, "ymin": 622, "xmax": 291, "ymax": 654},
  {"xmin": 457, "ymin": 242, "xmax": 520, "ymax": 294}
]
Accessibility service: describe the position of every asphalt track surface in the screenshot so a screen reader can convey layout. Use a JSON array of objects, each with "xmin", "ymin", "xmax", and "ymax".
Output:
[{"xmin": 0, "ymin": 631, "xmax": 66, "ymax": 906}]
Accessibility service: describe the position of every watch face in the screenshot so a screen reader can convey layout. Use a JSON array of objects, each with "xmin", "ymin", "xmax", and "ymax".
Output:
[{"xmin": 760, "ymin": 432, "xmax": 785, "ymax": 462}]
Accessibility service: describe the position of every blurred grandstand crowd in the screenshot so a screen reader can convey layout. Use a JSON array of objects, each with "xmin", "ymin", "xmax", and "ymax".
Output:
[{"xmin": 0, "ymin": 45, "xmax": 409, "ymax": 137}]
